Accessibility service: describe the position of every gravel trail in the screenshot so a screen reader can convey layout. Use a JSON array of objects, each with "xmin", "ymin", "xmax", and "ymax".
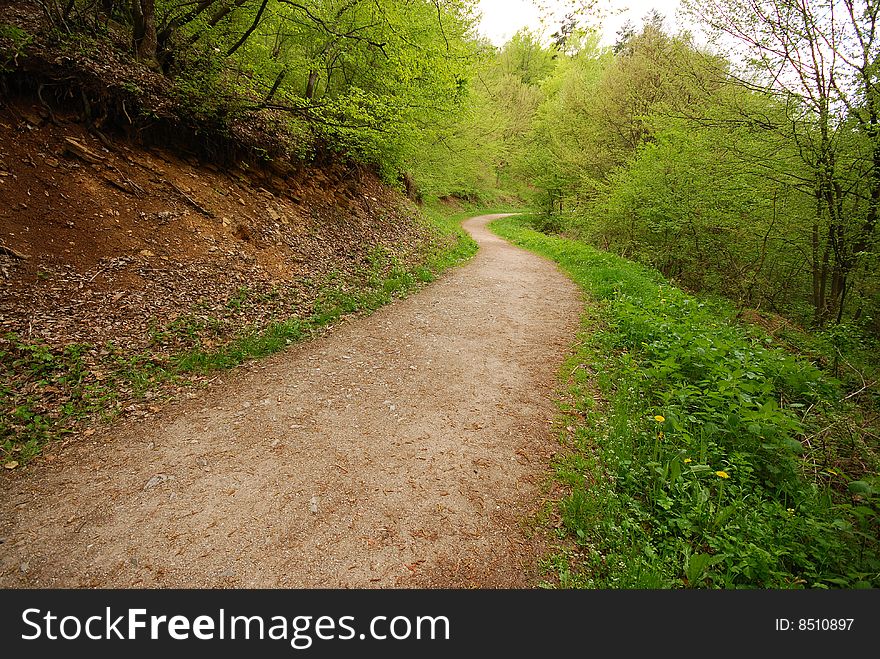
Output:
[{"xmin": 0, "ymin": 214, "xmax": 581, "ymax": 588}]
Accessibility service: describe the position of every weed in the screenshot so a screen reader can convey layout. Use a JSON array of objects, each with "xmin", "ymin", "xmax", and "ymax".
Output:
[{"xmin": 491, "ymin": 215, "xmax": 879, "ymax": 589}]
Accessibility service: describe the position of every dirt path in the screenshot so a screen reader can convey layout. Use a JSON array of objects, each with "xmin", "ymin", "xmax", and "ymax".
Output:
[{"xmin": 0, "ymin": 215, "xmax": 581, "ymax": 588}]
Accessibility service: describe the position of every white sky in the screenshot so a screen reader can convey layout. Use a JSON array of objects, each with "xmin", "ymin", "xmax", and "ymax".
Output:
[{"xmin": 477, "ymin": 0, "xmax": 684, "ymax": 47}]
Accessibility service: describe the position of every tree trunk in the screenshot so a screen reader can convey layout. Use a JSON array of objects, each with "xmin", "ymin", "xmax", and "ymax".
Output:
[
  {"xmin": 305, "ymin": 70, "xmax": 319, "ymax": 101},
  {"xmin": 132, "ymin": 0, "xmax": 158, "ymax": 67},
  {"xmin": 186, "ymin": 0, "xmax": 249, "ymax": 47},
  {"xmin": 818, "ymin": 228, "xmax": 831, "ymax": 327},
  {"xmin": 266, "ymin": 68, "xmax": 287, "ymax": 103},
  {"xmin": 811, "ymin": 211, "xmax": 821, "ymax": 322}
]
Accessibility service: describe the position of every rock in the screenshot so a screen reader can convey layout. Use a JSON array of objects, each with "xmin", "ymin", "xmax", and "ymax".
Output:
[
  {"xmin": 309, "ymin": 495, "xmax": 319, "ymax": 515},
  {"xmin": 139, "ymin": 249, "xmax": 155, "ymax": 258},
  {"xmin": 19, "ymin": 562, "xmax": 29, "ymax": 574},
  {"xmin": 143, "ymin": 474, "xmax": 171, "ymax": 491},
  {"xmin": 3, "ymin": 461, "xmax": 19, "ymax": 470}
]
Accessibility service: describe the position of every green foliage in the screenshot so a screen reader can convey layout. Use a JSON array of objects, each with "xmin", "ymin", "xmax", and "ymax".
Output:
[
  {"xmin": 152, "ymin": 0, "xmax": 481, "ymax": 180},
  {"xmin": 0, "ymin": 22, "xmax": 33, "ymax": 70},
  {"xmin": 493, "ymin": 215, "xmax": 879, "ymax": 589},
  {"xmin": 515, "ymin": 24, "xmax": 720, "ymax": 216},
  {"xmin": 26, "ymin": 1, "xmax": 484, "ymax": 182},
  {"xmin": 1, "ymin": 336, "xmax": 108, "ymax": 463},
  {"xmin": 407, "ymin": 29, "xmax": 556, "ymax": 202}
]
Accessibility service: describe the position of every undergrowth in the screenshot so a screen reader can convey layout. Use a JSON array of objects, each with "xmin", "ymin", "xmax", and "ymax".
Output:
[{"xmin": 491, "ymin": 215, "xmax": 879, "ymax": 589}]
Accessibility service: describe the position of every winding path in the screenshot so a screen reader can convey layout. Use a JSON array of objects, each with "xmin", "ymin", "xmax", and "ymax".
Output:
[{"xmin": 0, "ymin": 215, "xmax": 581, "ymax": 588}]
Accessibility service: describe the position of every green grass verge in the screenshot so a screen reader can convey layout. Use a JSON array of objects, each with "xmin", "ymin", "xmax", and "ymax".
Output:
[
  {"xmin": 1, "ymin": 209, "xmax": 478, "ymax": 466},
  {"xmin": 491, "ymin": 214, "xmax": 879, "ymax": 589}
]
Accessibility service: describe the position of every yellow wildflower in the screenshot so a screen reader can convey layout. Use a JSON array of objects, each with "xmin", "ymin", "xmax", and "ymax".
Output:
[
  {"xmin": 715, "ymin": 470, "xmax": 730, "ymax": 479},
  {"xmin": 654, "ymin": 415, "xmax": 665, "ymax": 423},
  {"xmin": 684, "ymin": 458, "xmax": 692, "ymax": 464}
]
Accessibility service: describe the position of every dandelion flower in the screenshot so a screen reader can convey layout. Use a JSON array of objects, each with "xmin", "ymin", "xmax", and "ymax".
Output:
[
  {"xmin": 715, "ymin": 470, "xmax": 730, "ymax": 479},
  {"xmin": 654, "ymin": 415, "xmax": 665, "ymax": 423}
]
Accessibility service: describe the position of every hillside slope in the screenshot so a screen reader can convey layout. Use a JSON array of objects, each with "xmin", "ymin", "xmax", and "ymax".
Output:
[{"xmin": 0, "ymin": 92, "xmax": 457, "ymax": 465}]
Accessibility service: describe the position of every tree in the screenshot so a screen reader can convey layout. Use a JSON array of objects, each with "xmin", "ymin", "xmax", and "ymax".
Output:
[
  {"xmin": 685, "ymin": 0, "xmax": 880, "ymax": 325},
  {"xmin": 519, "ymin": 22, "xmax": 718, "ymax": 217},
  {"xmin": 131, "ymin": 0, "xmax": 158, "ymax": 66}
]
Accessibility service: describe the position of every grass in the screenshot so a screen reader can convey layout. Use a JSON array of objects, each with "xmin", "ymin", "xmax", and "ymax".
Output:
[
  {"xmin": 0, "ymin": 207, "xmax": 478, "ymax": 467},
  {"xmin": 491, "ymin": 214, "xmax": 879, "ymax": 589}
]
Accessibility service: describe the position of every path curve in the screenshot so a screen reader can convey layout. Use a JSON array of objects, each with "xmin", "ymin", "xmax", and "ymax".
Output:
[{"xmin": 0, "ymin": 215, "xmax": 580, "ymax": 588}]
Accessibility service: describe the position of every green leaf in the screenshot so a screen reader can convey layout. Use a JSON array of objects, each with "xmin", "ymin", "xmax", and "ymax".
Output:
[
  {"xmin": 685, "ymin": 553, "xmax": 710, "ymax": 584},
  {"xmin": 847, "ymin": 481, "xmax": 874, "ymax": 495},
  {"xmin": 782, "ymin": 438, "xmax": 804, "ymax": 454}
]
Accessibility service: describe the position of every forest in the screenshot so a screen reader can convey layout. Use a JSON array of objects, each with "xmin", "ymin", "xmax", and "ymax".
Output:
[
  {"xmin": 1, "ymin": 0, "xmax": 877, "ymax": 588},
  {"xmin": 9, "ymin": 2, "xmax": 877, "ymax": 336}
]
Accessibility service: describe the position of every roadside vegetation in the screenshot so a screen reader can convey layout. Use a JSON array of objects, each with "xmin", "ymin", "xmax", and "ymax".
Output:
[{"xmin": 493, "ymin": 215, "xmax": 878, "ymax": 588}]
